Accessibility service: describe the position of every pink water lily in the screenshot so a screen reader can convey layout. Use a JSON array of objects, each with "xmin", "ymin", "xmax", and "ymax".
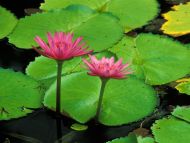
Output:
[
  {"xmin": 83, "ymin": 55, "xmax": 132, "ymax": 79},
  {"xmin": 33, "ymin": 32, "xmax": 93, "ymax": 60}
]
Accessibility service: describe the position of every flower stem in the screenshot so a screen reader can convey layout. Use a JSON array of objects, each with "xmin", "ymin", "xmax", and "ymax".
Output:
[
  {"xmin": 96, "ymin": 78, "xmax": 108, "ymax": 120},
  {"xmin": 56, "ymin": 60, "xmax": 63, "ymax": 114}
]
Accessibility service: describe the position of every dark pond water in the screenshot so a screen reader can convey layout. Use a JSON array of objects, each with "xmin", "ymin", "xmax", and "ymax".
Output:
[{"xmin": 1, "ymin": 0, "xmax": 190, "ymax": 143}]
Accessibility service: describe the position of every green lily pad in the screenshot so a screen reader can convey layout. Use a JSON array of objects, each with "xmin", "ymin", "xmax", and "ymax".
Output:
[
  {"xmin": 40, "ymin": 0, "xmax": 159, "ymax": 31},
  {"xmin": 109, "ymin": 34, "xmax": 190, "ymax": 85},
  {"xmin": 70, "ymin": 123, "xmax": 88, "ymax": 131},
  {"xmin": 44, "ymin": 72, "xmax": 157, "ymax": 125},
  {"xmin": 137, "ymin": 136, "xmax": 155, "ymax": 143},
  {"xmin": 0, "ymin": 6, "xmax": 17, "ymax": 39},
  {"xmin": 172, "ymin": 106, "xmax": 190, "ymax": 122},
  {"xmin": 0, "ymin": 69, "xmax": 44, "ymax": 120},
  {"xmin": 151, "ymin": 116, "xmax": 190, "ymax": 143},
  {"xmin": 26, "ymin": 56, "xmax": 82, "ymax": 80},
  {"xmin": 8, "ymin": 5, "xmax": 123, "ymax": 51}
]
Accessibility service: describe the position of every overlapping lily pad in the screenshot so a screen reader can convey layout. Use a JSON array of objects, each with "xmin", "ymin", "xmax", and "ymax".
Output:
[
  {"xmin": 161, "ymin": 2, "xmax": 190, "ymax": 37},
  {"xmin": 40, "ymin": 0, "xmax": 159, "ymax": 31},
  {"xmin": 8, "ymin": 5, "xmax": 123, "ymax": 51},
  {"xmin": 44, "ymin": 72, "xmax": 157, "ymax": 125},
  {"xmin": 175, "ymin": 78, "xmax": 190, "ymax": 95},
  {"xmin": 172, "ymin": 106, "xmax": 190, "ymax": 122},
  {"xmin": 109, "ymin": 34, "xmax": 190, "ymax": 85},
  {"xmin": 0, "ymin": 69, "xmax": 44, "ymax": 120},
  {"xmin": 152, "ymin": 116, "xmax": 190, "ymax": 143},
  {"xmin": 0, "ymin": 6, "xmax": 17, "ymax": 39}
]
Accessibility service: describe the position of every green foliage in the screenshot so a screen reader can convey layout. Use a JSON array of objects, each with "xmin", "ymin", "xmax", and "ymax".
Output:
[
  {"xmin": 175, "ymin": 80, "xmax": 190, "ymax": 95},
  {"xmin": 172, "ymin": 106, "xmax": 190, "ymax": 122},
  {"xmin": 8, "ymin": 5, "xmax": 123, "ymax": 51},
  {"xmin": 137, "ymin": 136, "xmax": 154, "ymax": 143},
  {"xmin": 161, "ymin": 2, "xmax": 190, "ymax": 37},
  {"xmin": 40, "ymin": 0, "xmax": 159, "ymax": 31},
  {"xmin": 26, "ymin": 56, "xmax": 82, "ymax": 80},
  {"xmin": 0, "ymin": 69, "xmax": 44, "ymax": 120},
  {"xmin": 44, "ymin": 72, "xmax": 157, "ymax": 125},
  {"xmin": 109, "ymin": 33, "xmax": 190, "ymax": 85},
  {"xmin": 0, "ymin": 6, "xmax": 17, "ymax": 39},
  {"xmin": 70, "ymin": 123, "xmax": 88, "ymax": 131},
  {"xmin": 151, "ymin": 116, "xmax": 190, "ymax": 143}
]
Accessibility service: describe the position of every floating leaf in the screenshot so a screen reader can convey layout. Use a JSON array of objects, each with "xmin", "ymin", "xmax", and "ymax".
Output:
[
  {"xmin": 26, "ymin": 51, "xmax": 115, "ymax": 81},
  {"xmin": 8, "ymin": 5, "xmax": 123, "ymax": 51},
  {"xmin": 161, "ymin": 2, "xmax": 190, "ymax": 37},
  {"xmin": 137, "ymin": 136, "xmax": 155, "ymax": 143},
  {"xmin": 70, "ymin": 123, "xmax": 88, "ymax": 131},
  {"xmin": 40, "ymin": 0, "xmax": 159, "ymax": 31},
  {"xmin": 152, "ymin": 116, "xmax": 190, "ymax": 143},
  {"xmin": 0, "ymin": 69, "xmax": 44, "ymax": 120},
  {"xmin": 0, "ymin": 6, "xmax": 17, "ymax": 39},
  {"xmin": 44, "ymin": 72, "xmax": 157, "ymax": 125},
  {"xmin": 175, "ymin": 79, "xmax": 190, "ymax": 95},
  {"xmin": 172, "ymin": 106, "xmax": 190, "ymax": 122},
  {"xmin": 109, "ymin": 34, "xmax": 190, "ymax": 85},
  {"xmin": 26, "ymin": 56, "xmax": 82, "ymax": 80}
]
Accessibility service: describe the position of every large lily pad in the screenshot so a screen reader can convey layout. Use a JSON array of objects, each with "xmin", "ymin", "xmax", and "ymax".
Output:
[
  {"xmin": 152, "ymin": 116, "xmax": 190, "ymax": 143},
  {"xmin": 44, "ymin": 72, "xmax": 157, "ymax": 125},
  {"xmin": 109, "ymin": 34, "xmax": 190, "ymax": 85},
  {"xmin": 0, "ymin": 69, "xmax": 44, "ymax": 120},
  {"xmin": 40, "ymin": 0, "xmax": 159, "ymax": 31},
  {"xmin": 0, "ymin": 6, "xmax": 17, "ymax": 39},
  {"xmin": 161, "ymin": 2, "xmax": 190, "ymax": 37},
  {"xmin": 8, "ymin": 5, "xmax": 123, "ymax": 51}
]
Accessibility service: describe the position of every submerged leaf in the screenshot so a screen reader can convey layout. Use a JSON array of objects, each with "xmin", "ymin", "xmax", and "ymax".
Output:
[{"xmin": 0, "ymin": 69, "xmax": 44, "ymax": 120}]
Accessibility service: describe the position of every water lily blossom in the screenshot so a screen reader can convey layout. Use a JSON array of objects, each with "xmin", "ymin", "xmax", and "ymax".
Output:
[
  {"xmin": 83, "ymin": 55, "xmax": 132, "ymax": 79},
  {"xmin": 33, "ymin": 32, "xmax": 93, "ymax": 60},
  {"xmin": 33, "ymin": 32, "xmax": 92, "ymax": 115}
]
